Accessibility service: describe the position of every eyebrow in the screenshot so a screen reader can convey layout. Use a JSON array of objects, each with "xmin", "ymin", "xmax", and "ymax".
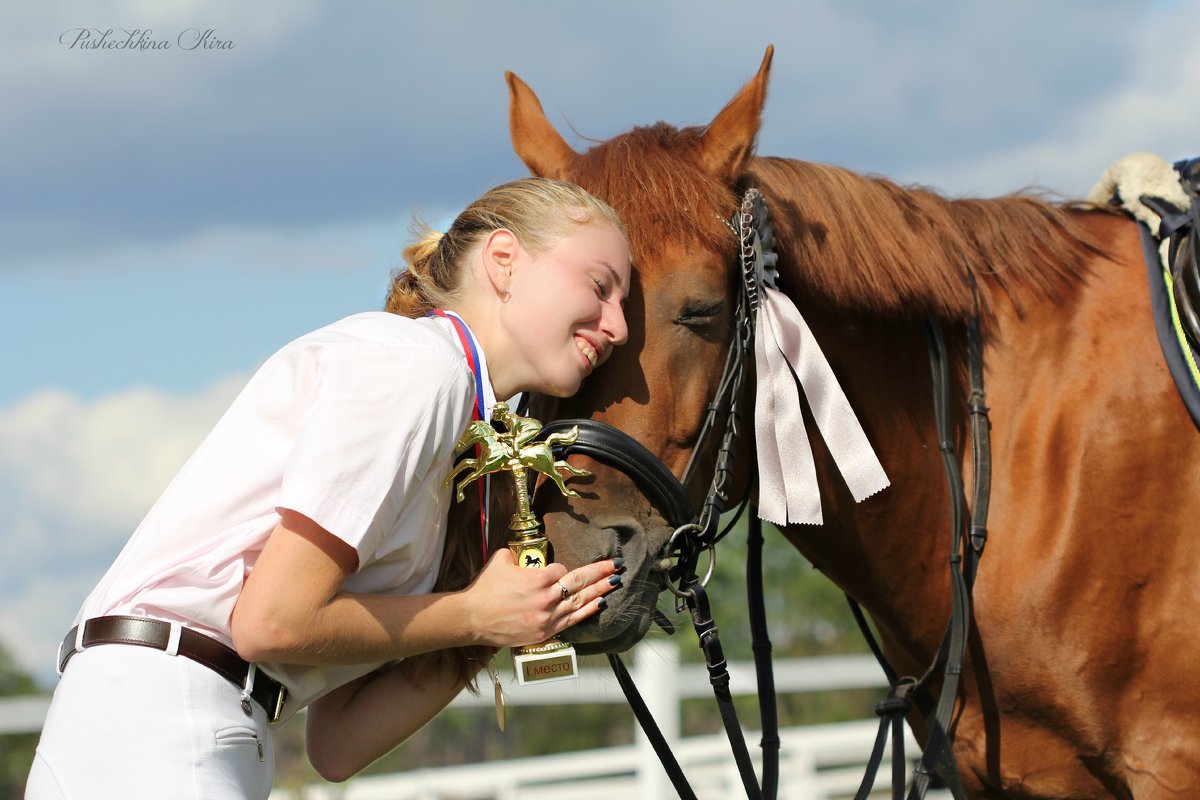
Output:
[{"xmin": 597, "ymin": 261, "xmax": 628, "ymax": 296}]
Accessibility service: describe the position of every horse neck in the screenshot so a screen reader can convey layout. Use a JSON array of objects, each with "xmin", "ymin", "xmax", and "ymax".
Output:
[
  {"xmin": 741, "ymin": 155, "xmax": 1059, "ymax": 668},
  {"xmin": 770, "ymin": 302, "xmax": 967, "ymax": 672}
]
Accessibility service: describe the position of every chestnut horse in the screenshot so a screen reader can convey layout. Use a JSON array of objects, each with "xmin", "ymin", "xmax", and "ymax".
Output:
[{"xmin": 508, "ymin": 48, "xmax": 1200, "ymax": 799}]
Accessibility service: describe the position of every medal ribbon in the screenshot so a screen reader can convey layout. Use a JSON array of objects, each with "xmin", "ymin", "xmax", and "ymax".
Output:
[{"xmin": 429, "ymin": 309, "xmax": 489, "ymax": 559}]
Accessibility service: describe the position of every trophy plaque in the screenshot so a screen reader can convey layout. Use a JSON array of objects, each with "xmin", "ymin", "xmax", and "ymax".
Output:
[{"xmin": 447, "ymin": 402, "xmax": 590, "ymax": 686}]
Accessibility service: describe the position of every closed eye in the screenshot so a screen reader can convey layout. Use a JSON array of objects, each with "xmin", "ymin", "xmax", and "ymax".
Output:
[{"xmin": 674, "ymin": 301, "xmax": 724, "ymax": 327}]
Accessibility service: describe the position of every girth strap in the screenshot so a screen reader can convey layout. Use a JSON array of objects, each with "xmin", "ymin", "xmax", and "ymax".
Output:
[{"xmin": 847, "ymin": 302, "xmax": 988, "ymax": 800}]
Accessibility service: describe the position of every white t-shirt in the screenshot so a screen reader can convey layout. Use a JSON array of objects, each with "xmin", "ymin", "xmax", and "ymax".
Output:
[{"xmin": 73, "ymin": 311, "xmax": 496, "ymax": 722}]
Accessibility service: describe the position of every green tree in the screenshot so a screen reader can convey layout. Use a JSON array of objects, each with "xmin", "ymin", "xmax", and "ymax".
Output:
[{"xmin": 0, "ymin": 642, "xmax": 41, "ymax": 800}]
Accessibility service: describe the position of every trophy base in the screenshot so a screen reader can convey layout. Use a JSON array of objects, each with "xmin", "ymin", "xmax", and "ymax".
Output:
[{"xmin": 512, "ymin": 640, "xmax": 578, "ymax": 685}]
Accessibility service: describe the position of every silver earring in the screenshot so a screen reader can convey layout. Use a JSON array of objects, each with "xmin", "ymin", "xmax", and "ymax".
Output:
[{"xmin": 504, "ymin": 285, "xmax": 512, "ymax": 301}]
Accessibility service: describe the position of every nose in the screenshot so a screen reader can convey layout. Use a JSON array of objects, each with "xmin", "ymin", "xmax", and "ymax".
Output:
[{"xmin": 602, "ymin": 302, "xmax": 628, "ymax": 346}]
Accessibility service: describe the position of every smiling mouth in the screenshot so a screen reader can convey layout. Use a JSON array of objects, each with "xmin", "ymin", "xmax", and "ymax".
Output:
[{"xmin": 576, "ymin": 337, "xmax": 598, "ymax": 367}]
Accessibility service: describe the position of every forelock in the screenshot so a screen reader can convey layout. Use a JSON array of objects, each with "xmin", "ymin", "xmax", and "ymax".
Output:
[{"xmin": 566, "ymin": 124, "xmax": 737, "ymax": 266}]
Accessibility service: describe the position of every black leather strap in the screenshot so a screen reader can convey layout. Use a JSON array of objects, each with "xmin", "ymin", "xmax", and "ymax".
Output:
[
  {"xmin": 608, "ymin": 653, "xmax": 700, "ymax": 800},
  {"xmin": 538, "ymin": 418, "xmax": 694, "ymax": 527}
]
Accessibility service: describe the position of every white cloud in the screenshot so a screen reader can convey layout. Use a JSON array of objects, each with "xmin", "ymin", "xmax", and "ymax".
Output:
[
  {"xmin": 895, "ymin": 3, "xmax": 1200, "ymax": 197},
  {"xmin": 0, "ymin": 376, "xmax": 245, "ymax": 680},
  {"xmin": 0, "ymin": 574, "xmax": 100, "ymax": 683},
  {"xmin": 3, "ymin": 0, "xmax": 1190, "ymax": 264},
  {"xmin": 16, "ymin": 217, "xmax": 411, "ymax": 277}
]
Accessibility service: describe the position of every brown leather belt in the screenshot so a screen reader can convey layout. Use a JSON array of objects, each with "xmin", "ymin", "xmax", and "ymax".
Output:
[{"xmin": 59, "ymin": 615, "xmax": 287, "ymax": 722}]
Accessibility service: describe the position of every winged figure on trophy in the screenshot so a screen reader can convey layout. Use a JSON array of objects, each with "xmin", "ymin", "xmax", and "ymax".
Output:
[{"xmin": 446, "ymin": 401, "xmax": 590, "ymax": 511}]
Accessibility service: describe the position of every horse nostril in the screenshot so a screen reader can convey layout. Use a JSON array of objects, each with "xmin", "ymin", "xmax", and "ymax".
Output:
[
  {"xmin": 610, "ymin": 524, "xmax": 640, "ymax": 546},
  {"xmin": 593, "ymin": 515, "xmax": 644, "ymax": 556},
  {"xmin": 604, "ymin": 520, "xmax": 642, "ymax": 543}
]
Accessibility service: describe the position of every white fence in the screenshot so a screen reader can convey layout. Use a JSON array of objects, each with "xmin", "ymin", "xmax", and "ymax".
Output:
[
  {"xmin": 0, "ymin": 695, "xmax": 52, "ymax": 735},
  {"xmin": 269, "ymin": 641, "xmax": 948, "ymax": 800},
  {"xmin": 3, "ymin": 642, "xmax": 946, "ymax": 799},
  {"xmin": 277, "ymin": 719, "xmax": 925, "ymax": 800}
]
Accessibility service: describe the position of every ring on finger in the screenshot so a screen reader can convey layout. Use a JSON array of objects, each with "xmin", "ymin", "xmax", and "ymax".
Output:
[{"xmin": 557, "ymin": 581, "xmax": 570, "ymax": 600}]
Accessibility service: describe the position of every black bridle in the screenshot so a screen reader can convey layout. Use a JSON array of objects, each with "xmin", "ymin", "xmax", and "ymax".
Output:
[
  {"xmin": 536, "ymin": 188, "xmax": 991, "ymax": 800},
  {"xmin": 536, "ymin": 189, "xmax": 775, "ymax": 800}
]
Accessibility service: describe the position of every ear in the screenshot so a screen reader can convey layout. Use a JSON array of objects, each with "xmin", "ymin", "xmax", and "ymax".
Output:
[
  {"xmin": 480, "ymin": 228, "xmax": 519, "ymax": 296},
  {"xmin": 507, "ymin": 71, "xmax": 579, "ymax": 179},
  {"xmin": 698, "ymin": 45, "xmax": 773, "ymax": 182}
]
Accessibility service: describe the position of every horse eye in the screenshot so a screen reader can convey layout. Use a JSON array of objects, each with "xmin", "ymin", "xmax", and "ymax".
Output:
[{"xmin": 674, "ymin": 301, "xmax": 724, "ymax": 327}]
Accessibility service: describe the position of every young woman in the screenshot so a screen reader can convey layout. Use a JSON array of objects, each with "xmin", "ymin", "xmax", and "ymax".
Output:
[{"xmin": 27, "ymin": 178, "xmax": 632, "ymax": 799}]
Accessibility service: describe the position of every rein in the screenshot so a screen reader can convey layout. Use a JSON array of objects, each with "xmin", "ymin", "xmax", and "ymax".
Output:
[
  {"xmin": 536, "ymin": 415, "xmax": 771, "ymax": 800},
  {"xmin": 536, "ymin": 188, "xmax": 991, "ymax": 800}
]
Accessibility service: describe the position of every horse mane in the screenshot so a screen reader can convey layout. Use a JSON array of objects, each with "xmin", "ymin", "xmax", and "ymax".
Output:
[
  {"xmin": 746, "ymin": 156, "xmax": 1118, "ymax": 320},
  {"xmin": 568, "ymin": 121, "xmax": 1118, "ymax": 321}
]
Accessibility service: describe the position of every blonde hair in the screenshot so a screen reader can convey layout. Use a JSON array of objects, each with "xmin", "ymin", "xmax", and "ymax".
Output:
[
  {"xmin": 385, "ymin": 177, "xmax": 626, "ymax": 317},
  {"xmin": 394, "ymin": 178, "xmax": 625, "ymax": 691}
]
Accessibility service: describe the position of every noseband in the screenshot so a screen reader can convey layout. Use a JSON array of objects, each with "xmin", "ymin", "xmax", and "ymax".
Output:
[{"xmin": 535, "ymin": 418, "xmax": 693, "ymax": 529}]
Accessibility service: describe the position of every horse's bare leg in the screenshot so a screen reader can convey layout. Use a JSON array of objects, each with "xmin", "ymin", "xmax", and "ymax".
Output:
[
  {"xmin": 447, "ymin": 462, "xmax": 483, "ymax": 502},
  {"xmin": 542, "ymin": 430, "xmax": 578, "ymax": 449},
  {"xmin": 445, "ymin": 458, "xmax": 473, "ymax": 484},
  {"xmin": 545, "ymin": 469, "xmax": 581, "ymax": 498}
]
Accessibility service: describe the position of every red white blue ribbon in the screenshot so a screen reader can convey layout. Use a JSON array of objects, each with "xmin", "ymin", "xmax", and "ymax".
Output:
[{"xmin": 429, "ymin": 309, "xmax": 490, "ymax": 557}]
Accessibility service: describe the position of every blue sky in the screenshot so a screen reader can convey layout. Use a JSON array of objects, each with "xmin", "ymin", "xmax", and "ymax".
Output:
[{"xmin": 2, "ymin": 0, "xmax": 1197, "ymax": 684}]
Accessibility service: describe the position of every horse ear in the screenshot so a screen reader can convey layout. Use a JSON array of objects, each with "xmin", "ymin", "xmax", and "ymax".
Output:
[
  {"xmin": 507, "ymin": 71, "xmax": 579, "ymax": 179},
  {"xmin": 698, "ymin": 45, "xmax": 774, "ymax": 182}
]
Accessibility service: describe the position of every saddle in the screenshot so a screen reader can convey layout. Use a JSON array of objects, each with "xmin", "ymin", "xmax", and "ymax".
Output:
[{"xmin": 1088, "ymin": 153, "xmax": 1200, "ymax": 430}]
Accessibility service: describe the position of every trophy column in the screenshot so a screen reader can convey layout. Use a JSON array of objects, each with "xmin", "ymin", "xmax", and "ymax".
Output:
[
  {"xmin": 445, "ymin": 401, "xmax": 586, "ymax": 688},
  {"xmin": 506, "ymin": 461, "xmax": 578, "ymax": 686}
]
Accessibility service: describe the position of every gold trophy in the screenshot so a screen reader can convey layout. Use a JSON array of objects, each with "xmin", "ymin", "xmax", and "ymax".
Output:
[{"xmin": 446, "ymin": 402, "xmax": 590, "ymax": 686}]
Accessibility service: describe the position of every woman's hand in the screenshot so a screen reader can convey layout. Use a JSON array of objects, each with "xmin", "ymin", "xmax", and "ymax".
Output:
[{"xmin": 462, "ymin": 549, "xmax": 622, "ymax": 648}]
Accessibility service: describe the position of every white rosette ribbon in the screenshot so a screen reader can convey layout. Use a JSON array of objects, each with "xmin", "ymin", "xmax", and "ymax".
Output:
[{"xmin": 739, "ymin": 191, "xmax": 890, "ymax": 526}]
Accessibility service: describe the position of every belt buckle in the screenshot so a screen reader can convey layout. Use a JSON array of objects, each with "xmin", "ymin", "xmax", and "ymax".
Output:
[{"xmin": 271, "ymin": 685, "xmax": 288, "ymax": 724}]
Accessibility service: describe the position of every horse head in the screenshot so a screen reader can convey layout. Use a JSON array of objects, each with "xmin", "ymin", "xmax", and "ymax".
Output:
[{"xmin": 506, "ymin": 48, "xmax": 775, "ymax": 654}]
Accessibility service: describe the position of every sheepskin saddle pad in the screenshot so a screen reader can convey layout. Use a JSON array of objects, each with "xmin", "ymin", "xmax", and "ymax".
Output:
[{"xmin": 1088, "ymin": 152, "xmax": 1200, "ymax": 429}]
